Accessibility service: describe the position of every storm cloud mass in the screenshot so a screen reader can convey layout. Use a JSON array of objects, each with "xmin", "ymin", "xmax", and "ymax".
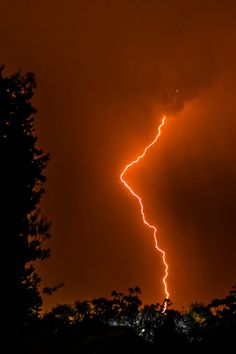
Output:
[{"xmin": 2, "ymin": 0, "xmax": 236, "ymax": 309}]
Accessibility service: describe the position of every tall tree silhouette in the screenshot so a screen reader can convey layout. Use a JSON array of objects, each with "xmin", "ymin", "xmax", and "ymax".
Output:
[{"xmin": 0, "ymin": 66, "xmax": 50, "ymax": 332}]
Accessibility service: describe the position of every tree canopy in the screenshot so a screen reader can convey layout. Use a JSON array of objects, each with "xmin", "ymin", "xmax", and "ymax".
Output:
[
  {"xmin": 0, "ymin": 66, "xmax": 50, "ymax": 333},
  {"xmin": 25, "ymin": 285, "xmax": 236, "ymax": 354}
]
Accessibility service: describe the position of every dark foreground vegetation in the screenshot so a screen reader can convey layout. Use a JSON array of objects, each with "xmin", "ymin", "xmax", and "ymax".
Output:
[
  {"xmin": 1, "ymin": 66, "xmax": 235, "ymax": 353},
  {"xmin": 18, "ymin": 285, "xmax": 236, "ymax": 354}
]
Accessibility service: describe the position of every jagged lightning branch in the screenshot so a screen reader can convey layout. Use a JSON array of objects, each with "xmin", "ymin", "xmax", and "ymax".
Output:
[{"xmin": 120, "ymin": 116, "xmax": 169, "ymax": 312}]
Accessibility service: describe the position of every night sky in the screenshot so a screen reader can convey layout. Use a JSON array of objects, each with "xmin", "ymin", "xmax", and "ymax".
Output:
[{"xmin": 2, "ymin": 0, "xmax": 236, "ymax": 310}]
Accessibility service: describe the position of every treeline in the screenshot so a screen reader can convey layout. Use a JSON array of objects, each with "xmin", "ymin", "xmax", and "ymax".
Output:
[{"xmin": 20, "ymin": 285, "xmax": 236, "ymax": 354}]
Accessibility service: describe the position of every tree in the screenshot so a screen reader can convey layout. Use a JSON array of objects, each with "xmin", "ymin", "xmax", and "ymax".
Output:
[{"xmin": 0, "ymin": 66, "xmax": 50, "ymax": 332}]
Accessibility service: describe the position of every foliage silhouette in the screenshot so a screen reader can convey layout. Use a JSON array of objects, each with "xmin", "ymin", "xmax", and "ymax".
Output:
[
  {"xmin": 37, "ymin": 285, "xmax": 235, "ymax": 354},
  {"xmin": 0, "ymin": 66, "xmax": 50, "ymax": 333}
]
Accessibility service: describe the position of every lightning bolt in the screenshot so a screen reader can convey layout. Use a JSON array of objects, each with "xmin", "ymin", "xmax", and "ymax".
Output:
[{"xmin": 120, "ymin": 116, "xmax": 169, "ymax": 312}]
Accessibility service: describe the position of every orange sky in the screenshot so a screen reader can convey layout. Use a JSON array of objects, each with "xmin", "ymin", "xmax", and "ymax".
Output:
[{"xmin": 2, "ymin": 0, "xmax": 236, "ymax": 310}]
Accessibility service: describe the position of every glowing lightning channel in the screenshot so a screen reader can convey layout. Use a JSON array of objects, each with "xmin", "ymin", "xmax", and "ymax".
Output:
[{"xmin": 120, "ymin": 115, "xmax": 169, "ymax": 312}]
